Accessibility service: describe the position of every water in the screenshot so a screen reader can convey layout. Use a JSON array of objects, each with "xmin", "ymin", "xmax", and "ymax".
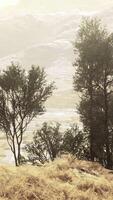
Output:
[{"xmin": 0, "ymin": 108, "xmax": 79, "ymax": 164}]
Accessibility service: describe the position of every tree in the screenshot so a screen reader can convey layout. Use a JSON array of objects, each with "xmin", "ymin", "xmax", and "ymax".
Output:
[
  {"xmin": 25, "ymin": 122, "xmax": 62, "ymax": 164},
  {"xmin": 94, "ymin": 33, "xmax": 113, "ymax": 168},
  {"xmin": 0, "ymin": 63, "xmax": 54, "ymax": 166},
  {"xmin": 73, "ymin": 18, "xmax": 106, "ymax": 161},
  {"xmin": 25, "ymin": 123, "xmax": 88, "ymax": 165},
  {"xmin": 62, "ymin": 125, "xmax": 89, "ymax": 160},
  {"xmin": 73, "ymin": 18, "xmax": 113, "ymax": 168},
  {"xmin": 78, "ymin": 94, "xmax": 106, "ymax": 165}
]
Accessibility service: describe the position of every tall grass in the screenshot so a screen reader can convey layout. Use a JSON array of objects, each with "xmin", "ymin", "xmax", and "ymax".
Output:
[{"xmin": 0, "ymin": 155, "xmax": 112, "ymax": 200}]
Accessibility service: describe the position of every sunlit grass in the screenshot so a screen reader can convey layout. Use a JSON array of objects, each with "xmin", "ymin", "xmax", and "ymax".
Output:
[{"xmin": 0, "ymin": 154, "xmax": 112, "ymax": 200}]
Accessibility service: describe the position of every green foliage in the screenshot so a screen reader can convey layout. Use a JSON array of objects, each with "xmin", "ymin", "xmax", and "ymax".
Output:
[
  {"xmin": 62, "ymin": 125, "xmax": 89, "ymax": 160},
  {"xmin": 0, "ymin": 63, "xmax": 54, "ymax": 166},
  {"xmin": 73, "ymin": 17, "xmax": 113, "ymax": 169},
  {"xmin": 25, "ymin": 122, "xmax": 62, "ymax": 164},
  {"xmin": 73, "ymin": 17, "xmax": 107, "ymax": 93},
  {"xmin": 25, "ymin": 123, "xmax": 87, "ymax": 165}
]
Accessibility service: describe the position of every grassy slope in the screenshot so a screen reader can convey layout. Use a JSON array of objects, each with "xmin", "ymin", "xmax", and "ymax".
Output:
[{"xmin": 0, "ymin": 155, "xmax": 113, "ymax": 200}]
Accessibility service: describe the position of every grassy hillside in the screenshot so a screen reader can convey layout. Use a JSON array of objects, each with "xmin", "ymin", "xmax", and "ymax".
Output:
[{"xmin": 0, "ymin": 155, "xmax": 113, "ymax": 200}]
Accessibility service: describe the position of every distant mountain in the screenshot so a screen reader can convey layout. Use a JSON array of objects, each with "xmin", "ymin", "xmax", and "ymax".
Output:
[
  {"xmin": 99, "ymin": 7, "xmax": 113, "ymax": 30},
  {"xmin": 0, "ymin": 12, "xmax": 82, "ymax": 111},
  {"xmin": 0, "ymin": 8, "xmax": 111, "ymax": 117}
]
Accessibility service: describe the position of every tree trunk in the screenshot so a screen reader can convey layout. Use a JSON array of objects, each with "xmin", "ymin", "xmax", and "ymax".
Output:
[
  {"xmin": 104, "ymin": 70, "xmax": 111, "ymax": 169},
  {"xmin": 12, "ymin": 137, "xmax": 18, "ymax": 166},
  {"xmin": 13, "ymin": 151, "xmax": 18, "ymax": 166},
  {"xmin": 106, "ymin": 142, "xmax": 112, "ymax": 168},
  {"xmin": 89, "ymin": 75, "xmax": 95, "ymax": 161},
  {"xmin": 17, "ymin": 143, "xmax": 21, "ymax": 165}
]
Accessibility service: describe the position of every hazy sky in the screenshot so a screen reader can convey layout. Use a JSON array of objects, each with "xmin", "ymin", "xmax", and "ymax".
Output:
[
  {"xmin": 0, "ymin": 0, "xmax": 18, "ymax": 7},
  {"xmin": 0, "ymin": 0, "xmax": 113, "ymax": 12}
]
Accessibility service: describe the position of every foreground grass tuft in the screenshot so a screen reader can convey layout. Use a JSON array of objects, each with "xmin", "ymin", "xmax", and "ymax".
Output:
[{"xmin": 0, "ymin": 155, "xmax": 113, "ymax": 200}]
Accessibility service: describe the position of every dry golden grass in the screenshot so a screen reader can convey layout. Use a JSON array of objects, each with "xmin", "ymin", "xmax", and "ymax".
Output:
[{"xmin": 0, "ymin": 155, "xmax": 113, "ymax": 200}]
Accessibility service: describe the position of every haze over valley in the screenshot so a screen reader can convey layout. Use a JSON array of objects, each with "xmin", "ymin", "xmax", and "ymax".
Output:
[{"xmin": 0, "ymin": 0, "xmax": 113, "ymax": 163}]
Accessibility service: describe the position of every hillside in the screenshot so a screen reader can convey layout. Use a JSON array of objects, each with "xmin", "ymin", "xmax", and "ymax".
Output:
[
  {"xmin": 0, "ymin": 155, "xmax": 113, "ymax": 200},
  {"xmin": 0, "ymin": 13, "xmax": 78, "ymax": 112}
]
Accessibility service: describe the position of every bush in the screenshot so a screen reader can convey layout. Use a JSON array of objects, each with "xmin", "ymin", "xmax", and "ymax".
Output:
[
  {"xmin": 25, "ymin": 123, "xmax": 89, "ymax": 165},
  {"xmin": 25, "ymin": 122, "xmax": 62, "ymax": 164},
  {"xmin": 62, "ymin": 125, "xmax": 89, "ymax": 160}
]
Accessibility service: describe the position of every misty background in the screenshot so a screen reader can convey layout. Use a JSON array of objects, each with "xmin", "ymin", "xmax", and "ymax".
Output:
[{"xmin": 0, "ymin": 0, "xmax": 113, "ymax": 163}]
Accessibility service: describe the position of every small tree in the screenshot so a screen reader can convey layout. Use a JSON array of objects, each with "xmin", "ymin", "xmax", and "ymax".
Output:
[
  {"xmin": 25, "ymin": 122, "xmax": 62, "ymax": 164},
  {"xmin": 25, "ymin": 123, "xmax": 88, "ymax": 165},
  {"xmin": 62, "ymin": 125, "xmax": 89, "ymax": 160},
  {"xmin": 0, "ymin": 63, "xmax": 54, "ymax": 166}
]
